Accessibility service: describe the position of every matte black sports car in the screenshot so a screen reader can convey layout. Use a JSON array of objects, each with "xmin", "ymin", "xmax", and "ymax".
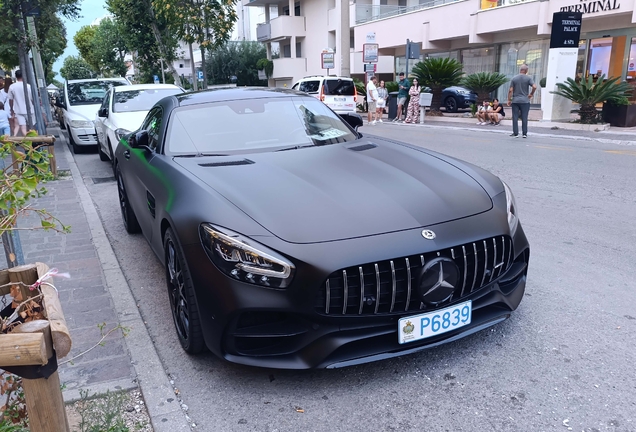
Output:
[{"xmin": 114, "ymin": 87, "xmax": 529, "ymax": 369}]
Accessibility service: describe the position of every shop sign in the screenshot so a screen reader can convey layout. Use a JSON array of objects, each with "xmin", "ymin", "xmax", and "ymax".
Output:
[
  {"xmin": 550, "ymin": 12, "xmax": 582, "ymax": 48},
  {"xmin": 559, "ymin": 0, "xmax": 620, "ymax": 14},
  {"xmin": 321, "ymin": 52, "xmax": 335, "ymax": 70},
  {"xmin": 363, "ymin": 43, "xmax": 379, "ymax": 63}
]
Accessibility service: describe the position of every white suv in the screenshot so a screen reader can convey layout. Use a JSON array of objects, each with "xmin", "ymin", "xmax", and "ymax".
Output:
[
  {"xmin": 55, "ymin": 78, "xmax": 130, "ymax": 153},
  {"xmin": 292, "ymin": 76, "xmax": 357, "ymax": 114}
]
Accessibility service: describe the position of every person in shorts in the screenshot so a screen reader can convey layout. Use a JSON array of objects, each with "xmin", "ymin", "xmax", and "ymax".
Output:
[
  {"xmin": 8, "ymin": 70, "xmax": 35, "ymax": 136},
  {"xmin": 476, "ymin": 100, "xmax": 492, "ymax": 125},
  {"xmin": 376, "ymin": 80, "xmax": 388, "ymax": 123},
  {"xmin": 366, "ymin": 76, "xmax": 378, "ymax": 125},
  {"xmin": 394, "ymin": 72, "xmax": 410, "ymax": 122},
  {"xmin": 0, "ymin": 102, "xmax": 10, "ymax": 136},
  {"xmin": 489, "ymin": 98, "xmax": 505, "ymax": 125}
]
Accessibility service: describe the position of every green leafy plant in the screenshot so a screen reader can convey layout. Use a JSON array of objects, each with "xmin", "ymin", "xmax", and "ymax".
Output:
[
  {"xmin": 384, "ymin": 81, "xmax": 398, "ymax": 93},
  {"xmin": 411, "ymin": 57, "xmax": 463, "ymax": 113},
  {"xmin": 551, "ymin": 74, "xmax": 632, "ymax": 123},
  {"xmin": 256, "ymin": 58, "xmax": 273, "ymax": 79},
  {"xmin": 0, "ymin": 420, "xmax": 28, "ymax": 432},
  {"xmin": 606, "ymin": 95, "xmax": 630, "ymax": 106},
  {"xmin": 74, "ymin": 389, "xmax": 132, "ymax": 432},
  {"xmin": 0, "ymin": 373, "xmax": 27, "ymax": 428},
  {"xmin": 539, "ymin": 77, "xmax": 547, "ymax": 88},
  {"xmin": 460, "ymin": 72, "xmax": 508, "ymax": 102},
  {"xmin": 353, "ymin": 77, "xmax": 367, "ymax": 112},
  {"xmin": 470, "ymin": 103, "xmax": 478, "ymax": 118}
]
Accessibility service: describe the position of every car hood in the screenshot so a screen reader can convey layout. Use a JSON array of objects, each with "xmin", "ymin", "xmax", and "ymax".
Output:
[
  {"xmin": 109, "ymin": 111, "xmax": 148, "ymax": 132},
  {"xmin": 66, "ymin": 103, "xmax": 100, "ymax": 121},
  {"xmin": 174, "ymin": 139, "xmax": 493, "ymax": 244}
]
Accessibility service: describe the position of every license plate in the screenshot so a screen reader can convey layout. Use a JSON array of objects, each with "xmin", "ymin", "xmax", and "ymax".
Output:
[
  {"xmin": 333, "ymin": 97, "xmax": 346, "ymax": 101},
  {"xmin": 398, "ymin": 301, "xmax": 472, "ymax": 344}
]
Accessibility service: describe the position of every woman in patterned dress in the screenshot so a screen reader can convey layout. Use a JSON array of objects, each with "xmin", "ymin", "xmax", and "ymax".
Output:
[{"xmin": 404, "ymin": 78, "xmax": 421, "ymax": 124}]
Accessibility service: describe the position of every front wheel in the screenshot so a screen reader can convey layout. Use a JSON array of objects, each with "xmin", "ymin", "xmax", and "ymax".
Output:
[
  {"xmin": 116, "ymin": 166, "xmax": 141, "ymax": 234},
  {"xmin": 164, "ymin": 228, "xmax": 205, "ymax": 354},
  {"xmin": 68, "ymin": 129, "xmax": 82, "ymax": 154},
  {"xmin": 98, "ymin": 142, "xmax": 109, "ymax": 161},
  {"xmin": 444, "ymin": 97, "xmax": 458, "ymax": 113}
]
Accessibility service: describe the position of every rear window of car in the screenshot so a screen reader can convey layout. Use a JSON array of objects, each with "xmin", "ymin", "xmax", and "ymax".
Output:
[
  {"xmin": 67, "ymin": 80, "xmax": 128, "ymax": 105},
  {"xmin": 113, "ymin": 88, "xmax": 183, "ymax": 113},
  {"xmin": 299, "ymin": 81, "xmax": 320, "ymax": 93},
  {"xmin": 323, "ymin": 79, "xmax": 355, "ymax": 96}
]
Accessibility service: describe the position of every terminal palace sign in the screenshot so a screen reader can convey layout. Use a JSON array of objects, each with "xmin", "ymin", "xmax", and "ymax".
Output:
[{"xmin": 560, "ymin": 0, "xmax": 620, "ymax": 14}]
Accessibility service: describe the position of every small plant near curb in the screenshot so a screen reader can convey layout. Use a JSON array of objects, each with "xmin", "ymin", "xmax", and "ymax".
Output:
[{"xmin": 69, "ymin": 389, "xmax": 150, "ymax": 432}]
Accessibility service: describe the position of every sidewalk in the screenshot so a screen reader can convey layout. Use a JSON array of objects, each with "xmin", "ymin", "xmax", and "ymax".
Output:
[{"xmin": 6, "ymin": 127, "xmax": 191, "ymax": 431}]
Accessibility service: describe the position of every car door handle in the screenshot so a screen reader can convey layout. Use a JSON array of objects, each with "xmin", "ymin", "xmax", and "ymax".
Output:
[{"xmin": 123, "ymin": 150, "xmax": 131, "ymax": 159}]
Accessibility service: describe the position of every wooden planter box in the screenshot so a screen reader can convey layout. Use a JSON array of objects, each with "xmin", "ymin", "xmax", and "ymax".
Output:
[
  {"xmin": 1, "ymin": 263, "xmax": 72, "ymax": 432},
  {"xmin": 602, "ymin": 103, "xmax": 636, "ymax": 127}
]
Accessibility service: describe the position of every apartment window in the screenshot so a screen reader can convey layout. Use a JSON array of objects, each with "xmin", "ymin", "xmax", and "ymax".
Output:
[
  {"xmin": 179, "ymin": 64, "xmax": 184, "ymax": 68},
  {"xmin": 296, "ymin": 41, "xmax": 302, "ymax": 58},
  {"xmin": 282, "ymin": 6, "xmax": 289, "ymax": 15},
  {"xmin": 283, "ymin": 44, "xmax": 291, "ymax": 58},
  {"xmin": 295, "ymin": 1, "xmax": 300, "ymax": 16}
]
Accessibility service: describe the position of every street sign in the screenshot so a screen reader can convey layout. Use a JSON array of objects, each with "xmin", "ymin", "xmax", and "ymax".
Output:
[
  {"xmin": 197, "ymin": 70, "xmax": 204, "ymax": 81},
  {"xmin": 153, "ymin": 75, "xmax": 160, "ymax": 84},
  {"xmin": 363, "ymin": 44, "xmax": 379, "ymax": 63},
  {"xmin": 364, "ymin": 64, "xmax": 376, "ymax": 73},
  {"xmin": 550, "ymin": 12, "xmax": 582, "ymax": 49},
  {"xmin": 321, "ymin": 52, "xmax": 335, "ymax": 70}
]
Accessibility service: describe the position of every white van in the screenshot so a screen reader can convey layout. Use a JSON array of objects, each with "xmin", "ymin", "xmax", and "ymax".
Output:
[
  {"xmin": 55, "ymin": 78, "xmax": 130, "ymax": 153},
  {"xmin": 292, "ymin": 76, "xmax": 357, "ymax": 114}
]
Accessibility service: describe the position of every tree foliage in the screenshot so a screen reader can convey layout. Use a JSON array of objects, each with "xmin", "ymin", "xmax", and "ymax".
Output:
[
  {"xmin": 59, "ymin": 55, "xmax": 95, "ymax": 80},
  {"xmin": 73, "ymin": 25, "xmax": 99, "ymax": 72},
  {"xmin": 460, "ymin": 72, "xmax": 508, "ymax": 102},
  {"xmin": 72, "ymin": 19, "xmax": 128, "ymax": 77},
  {"xmin": 205, "ymin": 41, "xmax": 266, "ymax": 86},
  {"xmin": 411, "ymin": 58, "xmax": 464, "ymax": 113},
  {"xmin": 551, "ymin": 74, "xmax": 632, "ymax": 123}
]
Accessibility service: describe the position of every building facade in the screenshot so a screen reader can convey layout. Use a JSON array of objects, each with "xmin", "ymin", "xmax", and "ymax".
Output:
[{"xmin": 248, "ymin": 0, "xmax": 636, "ymax": 98}]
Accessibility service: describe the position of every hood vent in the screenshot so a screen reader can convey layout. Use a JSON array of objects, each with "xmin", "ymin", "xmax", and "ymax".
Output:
[
  {"xmin": 198, "ymin": 159, "xmax": 255, "ymax": 167},
  {"xmin": 348, "ymin": 143, "xmax": 377, "ymax": 152}
]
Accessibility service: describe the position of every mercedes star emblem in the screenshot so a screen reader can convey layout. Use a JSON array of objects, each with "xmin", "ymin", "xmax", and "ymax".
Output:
[
  {"xmin": 418, "ymin": 257, "xmax": 460, "ymax": 305},
  {"xmin": 421, "ymin": 229, "xmax": 436, "ymax": 240}
]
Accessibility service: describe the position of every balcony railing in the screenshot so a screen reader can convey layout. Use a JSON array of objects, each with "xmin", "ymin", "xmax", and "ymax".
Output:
[
  {"xmin": 257, "ymin": 23, "xmax": 271, "ymax": 42},
  {"xmin": 355, "ymin": 0, "xmax": 460, "ymax": 24}
]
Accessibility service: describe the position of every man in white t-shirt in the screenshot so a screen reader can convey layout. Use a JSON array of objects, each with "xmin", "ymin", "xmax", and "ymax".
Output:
[
  {"xmin": 8, "ymin": 70, "xmax": 35, "ymax": 136},
  {"xmin": 366, "ymin": 76, "xmax": 379, "ymax": 125}
]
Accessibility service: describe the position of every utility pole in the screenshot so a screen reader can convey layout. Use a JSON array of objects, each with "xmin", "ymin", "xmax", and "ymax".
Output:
[
  {"xmin": 339, "ymin": 0, "xmax": 350, "ymax": 77},
  {"xmin": 26, "ymin": 16, "xmax": 53, "ymax": 124},
  {"xmin": 188, "ymin": 42, "xmax": 198, "ymax": 91}
]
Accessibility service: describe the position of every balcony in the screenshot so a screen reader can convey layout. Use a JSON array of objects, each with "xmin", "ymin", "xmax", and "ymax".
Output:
[
  {"xmin": 355, "ymin": 0, "xmax": 460, "ymax": 24},
  {"xmin": 256, "ymin": 15, "xmax": 305, "ymax": 42},
  {"xmin": 272, "ymin": 57, "xmax": 306, "ymax": 80}
]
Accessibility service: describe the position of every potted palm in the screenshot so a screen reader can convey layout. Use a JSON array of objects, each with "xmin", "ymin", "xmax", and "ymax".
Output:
[
  {"xmin": 460, "ymin": 72, "xmax": 508, "ymax": 103},
  {"xmin": 602, "ymin": 81, "xmax": 636, "ymax": 127},
  {"xmin": 411, "ymin": 57, "xmax": 463, "ymax": 115},
  {"xmin": 551, "ymin": 74, "xmax": 631, "ymax": 124}
]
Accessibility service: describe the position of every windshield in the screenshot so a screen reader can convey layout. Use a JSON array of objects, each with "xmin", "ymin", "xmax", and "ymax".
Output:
[
  {"xmin": 67, "ymin": 81, "xmax": 128, "ymax": 106},
  {"xmin": 114, "ymin": 88, "xmax": 182, "ymax": 113},
  {"xmin": 323, "ymin": 79, "xmax": 355, "ymax": 96},
  {"xmin": 167, "ymin": 97, "xmax": 358, "ymax": 155}
]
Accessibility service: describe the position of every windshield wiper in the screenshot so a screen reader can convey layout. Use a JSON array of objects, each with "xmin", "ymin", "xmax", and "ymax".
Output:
[
  {"xmin": 275, "ymin": 144, "xmax": 315, "ymax": 152},
  {"xmin": 173, "ymin": 152, "xmax": 228, "ymax": 158}
]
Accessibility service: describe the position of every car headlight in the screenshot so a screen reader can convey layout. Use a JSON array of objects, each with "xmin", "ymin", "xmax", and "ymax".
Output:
[
  {"xmin": 199, "ymin": 224, "xmax": 295, "ymax": 288},
  {"xmin": 70, "ymin": 120, "xmax": 93, "ymax": 128},
  {"xmin": 502, "ymin": 181, "xmax": 519, "ymax": 233},
  {"xmin": 457, "ymin": 90, "xmax": 470, "ymax": 95},
  {"xmin": 115, "ymin": 128, "xmax": 131, "ymax": 140}
]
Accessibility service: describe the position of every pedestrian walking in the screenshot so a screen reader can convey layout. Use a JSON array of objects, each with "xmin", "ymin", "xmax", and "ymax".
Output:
[
  {"xmin": 376, "ymin": 80, "xmax": 388, "ymax": 123},
  {"xmin": 0, "ymin": 78, "xmax": 12, "ymax": 136},
  {"xmin": 0, "ymin": 102, "xmax": 10, "ymax": 137},
  {"xmin": 404, "ymin": 78, "xmax": 421, "ymax": 124},
  {"xmin": 394, "ymin": 72, "xmax": 410, "ymax": 122},
  {"xmin": 366, "ymin": 76, "xmax": 379, "ymax": 125},
  {"xmin": 8, "ymin": 70, "xmax": 35, "ymax": 137},
  {"xmin": 507, "ymin": 64, "xmax": 536, "ymax": 138}
]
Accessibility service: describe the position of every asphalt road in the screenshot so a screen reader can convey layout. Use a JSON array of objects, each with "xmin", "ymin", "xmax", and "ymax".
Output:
[{"xmin": 67, "ymin": 124, "xmax": 636, "ymax": 432}]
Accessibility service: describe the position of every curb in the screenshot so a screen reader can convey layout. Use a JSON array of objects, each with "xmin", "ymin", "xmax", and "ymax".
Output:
[
  {"xmin": 369, "ymin": 121, "xmax": 636, "ymax": 146},
  {"xmin": 57, "ymin": 135, "xmax": 193, "ymax": 432}
]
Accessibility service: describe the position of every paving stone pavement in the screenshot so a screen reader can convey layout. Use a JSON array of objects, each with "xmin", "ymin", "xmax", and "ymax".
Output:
[{"xmin": 5, "ymin": 131, "xmax": 138, "ymax": 401}]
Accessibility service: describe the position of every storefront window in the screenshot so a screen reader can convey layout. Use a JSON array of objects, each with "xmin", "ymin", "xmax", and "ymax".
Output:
[
  {"xmin": 586, "ymin": 36, "xmax": 627, "ymax": 80},
  {"xmin": 496, "ymin": 39, "xmax": 549, "ymax": 104},
  {"xmin": 460, "ymin": 47, "xmax": 495, "ymax": 75},
  {"xmin": 628, "ymin": 37, "xmax": 636, "ymax": 82}
]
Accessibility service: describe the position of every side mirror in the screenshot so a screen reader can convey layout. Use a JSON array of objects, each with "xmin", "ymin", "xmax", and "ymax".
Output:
[
  {"xmin": 339, "ymin": 113, "xmax": 364, "ymax": 132},
  {"xmin": 98, "ymin": 107, "xmax": 108, "ymax": 118},
  {"xmin": 130, "ymin": 131, "xmax": 149, "ymax": 149}
]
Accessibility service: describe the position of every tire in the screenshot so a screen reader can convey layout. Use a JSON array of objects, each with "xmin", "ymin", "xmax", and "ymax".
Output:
[
  {"xmin": 68, "ymin": 128, "xmax": 82, "ymax": 154},
  {"xmin": 164, "ymin": 228, "xmax": 205, "ymax": 354},
  {"xmin": 445, "ymin": 97, "xmax": 459, "ymax": 113},
  {"xmin": 109, "ymin": 141, "xmax": 116, "ymax": 176},
  {"xmin": 59, "ymin": 119, "xmax": 66, "ymax": 130},
  {"xmin": 98, "ymin": 142, "xmax": 109, "ymax": 161},
  {"xmin": 116, "ymin": 166, "xmax": 141, "ymax": 234}
]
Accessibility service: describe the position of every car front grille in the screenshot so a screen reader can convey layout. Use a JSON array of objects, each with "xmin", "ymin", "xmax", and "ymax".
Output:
[
  {"xmin": 314, "ymin": 235, "xmax": 513, "ymax": 316},
  {"xmin": 77, "ymin": 134, "xmax": 97, "ymax": 143}
]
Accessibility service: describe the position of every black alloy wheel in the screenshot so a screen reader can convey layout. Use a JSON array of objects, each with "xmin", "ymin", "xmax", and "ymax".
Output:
[
  {"xmin": 98, "ymin": 141, "xmax": 109, "ymax": 161},
  {"xmin": 164, "ymin": 228, "xmax": 205, "ymax": 354},
  {"xmin": 445, "ymin": 97, "xmax": 459, "ymax": 113},
  {"xmin": 116, "ymin": 166, "xmax": 141, "ymax": 234},
  {"xmin": 108, "ymin": 140, "xmax": 116, "ymax": 176},
  {"xmin": 68, "ymin": 128, "xmax": 82, "ymax": 154}
]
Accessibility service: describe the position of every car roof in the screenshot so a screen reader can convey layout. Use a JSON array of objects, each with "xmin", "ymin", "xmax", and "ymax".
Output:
[
  {"xmin": 174, "ymin": 87, "xmax": 306, "ymax": 107},
  {"xmin": 67, "ymin": 78, "xmax": 129, "ymax": 84},
  {"xmin": 114, "ymin": 83, "xmax": 181, "ymax": 92}
]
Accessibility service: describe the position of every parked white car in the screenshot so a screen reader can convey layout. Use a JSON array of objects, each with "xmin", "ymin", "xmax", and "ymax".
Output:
[
  {"xmin": 95, "ymin": 84, "xmax": 184, "ymax": 162},
  {"xmin": 55, "ymin": 78, "xmax": 130, "ymax": 153},
  {"xmin": 291, "ymin": 76, "xmax": 358, "ymax": 114}
]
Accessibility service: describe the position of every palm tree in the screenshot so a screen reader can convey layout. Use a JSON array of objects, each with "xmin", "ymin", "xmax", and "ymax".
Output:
[
  {"xmin": 411, "ymin": 58, "xmax": 463, "ymax": 114},
  {"xmin": 551, "ymin": 74, "xmax": 632, "ymax": 123},
  {"xmin": 460, "ymin": 72, "xmax": 508, "ymax": 102}
]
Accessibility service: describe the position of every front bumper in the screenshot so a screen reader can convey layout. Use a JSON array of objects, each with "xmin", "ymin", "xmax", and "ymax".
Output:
[
  {"xmin": 183, "ymin": 216, "xmax": 530, "ymax": 369},
  {"xmin": 69, "ymin": 126, "xmax": 98, "ymax": 146},
  {"xmin": 460, "ymin": 95, "xmax": 477, "ymax": 108}
]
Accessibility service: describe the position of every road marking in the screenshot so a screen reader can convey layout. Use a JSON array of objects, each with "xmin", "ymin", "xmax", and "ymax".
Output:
[
  {"xmin": 604, "ymin": 150, "xmax": 636, "ymax": 156},
  {"xmin": 533, "ymin": 145, "xmax": 572, "ymax": 151}
]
